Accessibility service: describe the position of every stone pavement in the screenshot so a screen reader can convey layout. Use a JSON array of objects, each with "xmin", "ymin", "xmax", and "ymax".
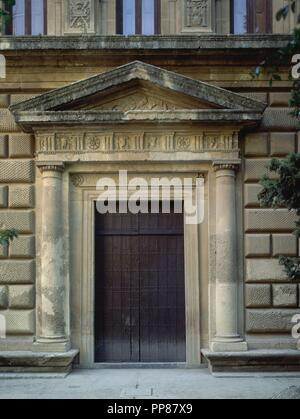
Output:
[{"xmin": 0, "ymin": 368, "xmax": 300, "ymax": 399}]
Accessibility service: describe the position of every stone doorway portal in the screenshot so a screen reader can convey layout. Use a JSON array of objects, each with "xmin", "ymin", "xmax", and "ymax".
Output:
[{"xmin": 94, "ymin": 203, "xmax": 186, "ymax": 363}]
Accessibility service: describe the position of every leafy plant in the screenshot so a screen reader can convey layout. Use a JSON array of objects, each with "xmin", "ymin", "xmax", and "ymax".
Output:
[
  {"xmin": 0, "ymin": 229, "xmax": 18, "ymax": 247},
  {"xmin": 259, "ymin": 155, "xmax": 300, "ymax": 280},
  {"xmin": 253, "ymin": 3, "xmax": 300, "ymax": 280},
  {"xmin": 0, "ymin": 0, "xmax": 15, "ymax": 30}
]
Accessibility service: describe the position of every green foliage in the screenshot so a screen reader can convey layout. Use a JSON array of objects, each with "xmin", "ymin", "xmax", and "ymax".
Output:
[
  {"xmin": 250, "ymin": 2, "xmax": 300, "ymax": 120},
  {"xmin": 0, "ymin": 229, "xmax": 18, "ymax": 247},
  {"xmin": 259, "ymin": 155, "xmax": 300, "ymax": 280},
  {"xmin": 0, "ymin": 0, "xmax": 15, "ymax": 27},
  {"xmin": 255, "ymin": 3, "xmax": 300, "ymax": 280}
]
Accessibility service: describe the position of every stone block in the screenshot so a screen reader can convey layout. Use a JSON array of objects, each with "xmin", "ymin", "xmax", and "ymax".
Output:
[
  {"xmin": 246, "ymin": 284, "xmax": 272, "ymax": 308},
  {"xmin": 10, "ymin": 94, "xmax": 37, "ymax": 105},
  {"xmin": 9, "ymin": 236, "xmax": 35, "ymax": 258},
  {"xmin": 0, "ymin": 261, "xmax": 35, "ymax": 284},
  {"xmin": 8, "ymin": 285, "xmax": 35, "ymax": 309},
  {"xmin": 273, "ymin": 234, "xmax": 297, "ymax": 257},
  {"xmin": 273, "ymin": 284, "xmax": 298, "ymax": 308},
  {"xmin": 0, "ymin": 135, "xmax": 8, "ymax": 158},
  {"xmin": 246, "ymin": 259, "xmax": 288, "ymax": 282},
  {"xmin": 9, "ymin": 134, "xmax": 34, "ymax": 158},
  {"xmin": 0, "ymin": 186, "xmax": 8, "ymax": 208},
  {"xmin": 4, "ymin": 310, "xmax": 35, "ymax": 335},
  {"xmin": 244, "ymin": 159, "xmax": 275, "ymax": 182},
  {"xmin": 269, "ymin": 92, "xmax": 291, "ymax": 107},
  {"xmin": 0, "ymin": 286, "xmax": 8, "ymax": 309},
  {"xmin": 0, "ymin": 160, "xmax": 34, "ymax": 183},
  {"xmin": 0, "ymin": 211, "xmax": 34, "ymax": 234},
  {"xmin": 245, "ymin": 209, "xmax": 298, "ymax": 232},
  {"xmin": 270, "ymin": 133, "xmax": 296, "ymax": 156},
  {"xmin": 246, "ymin": 309, "xmax": 299, "ymax": 333},
  {"xmin": 245, "ymin": 234, "xmax": 271, "ymax": 257},
  {"xmin": 0, "ymin": 95, "xmax": 9, "ymax": 108},
  {"xmin": 261, "ymin": 108, "xmax": 298, "ymax": 130},
  {"xmin": 9, "ymin": 185, "xmax": 34, "ymax": 209},
  {"xmin": 0, "ymin": 245, "xmax": 8, "ymax": 258},
  {"xmin": 244, "ymin": 184, "xmax": 263, "ymax": 207},
  {"xmin": 0, "ymin": 109, "xmax": 20, "ymax": 133},
  {"xmin": 244, "ymin": 133, "xmax": 269, "ymax": 157}
]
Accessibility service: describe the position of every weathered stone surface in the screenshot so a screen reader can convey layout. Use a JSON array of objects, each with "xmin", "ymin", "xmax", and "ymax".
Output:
[
  {"xmin": 0, "ymin": 95, "xmax": 9, "ymax": 108},
  {"xmin": 0, "ymin": 135, "xmax": 8, "ymax": 158},
  {"xmin": 9, "ymin": 185, "xmax": 34, "ymax": 209},
  {"xmin": 0, "ymin": 245, "xmax": 8, "ymax": 258},
  {"xmin": 269, "ymin": 92, "xmax": 291, "ymax": 107},
  {"xmin": 245, "ymin": 209, "xmax": 298, "ymax": 232},
  {"xmin": 244, "ymin": 133, "xmax": 269, "ymax": 157},
  {"xmin": 4, "ymin": 310, "xmax": 35, "ymax": 335},
  {"xmin": 10, "ymin": 61, "xmax": 266, "ymax": 113},
  {"xmin": 202, "ymin": 349, "xmax": 300, "ymax": 374},
  {"xmin": 246, "ymin": 259, "xmax": 288, "ymax": 282},
  {"xmin": 0, "ymin": 186, "xmax": 8, "ymax": 208},
  {"xmin": 273, "ymin": 284, "xmax": 298, "ymax": 308},
  {"xmin": 0, "ymin": 286, "xmax": 8, "ymax": 309},
  {"xmin": 0, "ymin": 35, "xmax": 293, "ymax": 51},
  {"xmin": 270, "ymin": 133, "xmax": 296, "ymax": 156},
  {"xmin": 0, "ymin": 350, "xmax": 79, "ymax": 373},
  {"xmin": 0, "ymin": 109, "xmax": 20, "ymax": 133},
  {"xmin": 0, "ymin": 211, "xmax": 34, "ymax": 234},
  {"xmin": 261, "ymin": 108, "xmax": 298, "ymax": 130},
  {"xmin": 0, "ymin": 160, "xmax": 34, "ymax": 183},
  {"xmin": 9, "ymin": 236, "xmax": 35, "ymax": 258},
  {"xmin": 10, "ymin": 94, "xmax": 37, "ymax": 105},
  {"xmin": 9, "ymin": 285, "xmax": 35, "ymax": 309},
  {"xmin": 9, "ymin": 134, "xmax": 34, "ymax": 158},
  {"xmin": 246, "ymin": 309, "xmax": 299, "ymax": 333},
  {"xmin": 0, "ymin": 261, "xmax": 35, "ymax": 284},
  {"xmin": 244, "ymin": 184, "xmax": 263, "ymax": 207},
  {"xmin": 273, "ymin": 234, "xmax": 297, "ymax": 257},
  {"xmin": 246, "ymin": 284, "xmax": 272, "ymax": 308},
  {"xmin": 244, "ymin": 160, "xmax": 274, "ymax": 182},
  {"xmin": 245, "ymin": 234, "xmax": 271, "ymax": 257}
]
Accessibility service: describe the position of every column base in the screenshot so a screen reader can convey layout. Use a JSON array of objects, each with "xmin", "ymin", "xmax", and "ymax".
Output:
[
  {"xmin": 210, "ymin": 339, "xmax": 248, "ymax": 353},
  {"xmin": 0, "ymin": 350, "xmax": 79, "ymax": 374},
  {"xmin": 202, "ymin": 349, "xmax": 300, "ymax": 375},
  {"xmin": 33, "ymin": 339, "xmax": 71, "ymax": 353}
]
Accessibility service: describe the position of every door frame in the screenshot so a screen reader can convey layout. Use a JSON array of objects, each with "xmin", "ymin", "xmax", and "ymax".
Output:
[{"xmin": 71, "ymin": 171, "xmax": 202, "ymax": 368}]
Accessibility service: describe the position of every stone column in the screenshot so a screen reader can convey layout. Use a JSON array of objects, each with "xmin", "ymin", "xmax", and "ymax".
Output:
[
  {"xmin": 35, "ymin": 163, "xmax": 70, "ymax": 352},
  {"xmin": 211, "ymin": 163, "xmax": 247, "ymax": 352}
]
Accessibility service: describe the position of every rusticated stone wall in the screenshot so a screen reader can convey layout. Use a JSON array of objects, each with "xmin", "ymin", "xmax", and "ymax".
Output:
[
  {"xmin": 0, "ymin": 94, "xmax": 35, "ymax": 339},
  {"xmin": 243, "ymin": 92, "xmax": 300, "ymax": 349}
]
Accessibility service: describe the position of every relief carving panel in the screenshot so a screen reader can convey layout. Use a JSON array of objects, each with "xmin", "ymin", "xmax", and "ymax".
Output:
[
  {"xmin": 36, "ymin": 131, "xmax": 239, "ymax": 155},
  {"xmin": 65, "ymin": 0, "xmax": 95, "ymax": 34},
  {"xmin": 183, "ymin": 0, "xmax": 214, "ymax": 33}
]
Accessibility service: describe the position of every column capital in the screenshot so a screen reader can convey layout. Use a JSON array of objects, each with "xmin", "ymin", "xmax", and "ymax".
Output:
[
  {"xmin": 213, "ymin": 161, "xmax": 241, "ymax": 173},
  {"xmin": 37, "ymin": 162, "xmax": 65, "ymax": 174}
]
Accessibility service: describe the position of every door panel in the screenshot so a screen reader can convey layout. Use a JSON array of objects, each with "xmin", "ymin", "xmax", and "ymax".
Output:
[{"xmin": 95, "ymin": 205, "xmax": 186, "ymax": 363}]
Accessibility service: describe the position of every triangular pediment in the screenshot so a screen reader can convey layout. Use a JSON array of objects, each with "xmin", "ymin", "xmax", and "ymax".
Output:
[{"xmin": 10, "ymin": 61, "xmax": 266, "ymax": 114}]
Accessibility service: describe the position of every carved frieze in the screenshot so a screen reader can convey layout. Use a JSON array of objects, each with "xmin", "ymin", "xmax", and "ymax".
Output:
[{"xmin": 36, "ymin": 131, "xmax": 239, "ymax": 154}]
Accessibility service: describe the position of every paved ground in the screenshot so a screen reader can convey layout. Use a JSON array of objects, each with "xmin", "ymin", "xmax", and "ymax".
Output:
[{"xmin": 0, "ymin": 368, "xmax": 300, "ymax": 399}]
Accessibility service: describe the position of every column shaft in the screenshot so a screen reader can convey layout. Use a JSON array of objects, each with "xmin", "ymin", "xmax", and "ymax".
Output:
[
  {"xmin": 211, "ymin": 163, "xmax": 247, "ymax": 352},
  {"xmin": 36, "ymin": 163, "xmax": 69, "ymax": 351}
]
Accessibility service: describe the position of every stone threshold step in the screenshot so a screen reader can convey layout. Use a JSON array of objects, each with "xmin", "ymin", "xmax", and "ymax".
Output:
[{"xmin": 202, "ymin": 349, "xmax": 300, "ymax": 375}]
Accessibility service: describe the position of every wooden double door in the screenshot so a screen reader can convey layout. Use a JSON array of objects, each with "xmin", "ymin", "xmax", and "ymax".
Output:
[{"xmin": 94, "ymin": 204, "xmax": 186, "ymax": 363}]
